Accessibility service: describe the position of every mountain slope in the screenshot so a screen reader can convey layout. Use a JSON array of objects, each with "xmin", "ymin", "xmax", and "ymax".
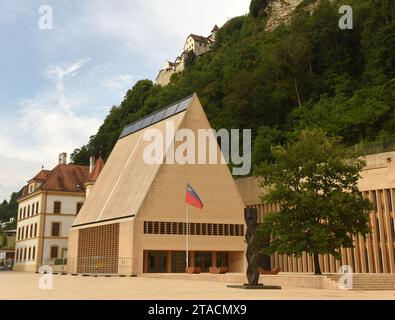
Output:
[{"xmin": 67, "ymin": 0, "xmax": 393, "ymax": 169}]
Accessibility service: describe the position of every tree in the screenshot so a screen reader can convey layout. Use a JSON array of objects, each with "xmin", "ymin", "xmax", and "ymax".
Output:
[
  {"xmin": 255, "ymin": 129, "xmax": 371, "ymax": 274},
  {"xmin": 184, "ymin": 51, "xmax": 197, "ymax": 69},
  {"xmin": 0, "ymin": 231, "xmax": 7, "ymax": 249},
  {"xmin": 249, "ymin": 0, "xmax": 270, "ymax": 18},
  {"xmin": 0, "ymin": 191, "xmax": 21, "ymax": 224}
]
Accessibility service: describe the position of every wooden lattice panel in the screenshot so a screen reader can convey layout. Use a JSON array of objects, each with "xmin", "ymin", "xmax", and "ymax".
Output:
[{"xmin": 77, "ymin": 223, "xmax": 120, "ymax": 274}]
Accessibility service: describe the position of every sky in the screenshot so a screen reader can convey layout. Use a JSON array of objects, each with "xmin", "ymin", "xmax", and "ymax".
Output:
[{"xmin": 0, "ymin": 0, "xmax": 250, "ymax": 203}]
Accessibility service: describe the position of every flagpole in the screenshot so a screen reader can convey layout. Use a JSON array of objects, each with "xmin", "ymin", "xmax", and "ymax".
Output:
[
  {"xmin": 186, "ymin": 178, "xmax": 189, "ymax": 272},
  {"xmin": 186, "ymin": 204, "xmax": 189, "ymax": 271}
]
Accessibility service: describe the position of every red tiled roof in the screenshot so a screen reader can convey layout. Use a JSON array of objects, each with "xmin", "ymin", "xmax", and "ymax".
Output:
[
  {"xmin": 28, "ymin": 170, "xmax": 51, "ymax": 183},
  {"xmin": 40, "ymin": 164, "xmax": 90, "ymax": 192},
  {"xmin": 87, "ymin": 156, "xmax": 105, "ymax": 183},
  {"xmin": 19, "ymin": 163, "xmax": 92, "ymax": 200}
]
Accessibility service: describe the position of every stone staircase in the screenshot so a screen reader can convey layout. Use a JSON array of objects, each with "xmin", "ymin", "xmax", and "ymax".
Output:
[{"xmin": 326, "ymin": 273, "xmax": 395, "ymax": 291}]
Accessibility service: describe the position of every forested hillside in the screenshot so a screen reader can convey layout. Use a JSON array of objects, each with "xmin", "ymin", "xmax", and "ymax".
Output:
[
  {"xmin": 2, "ymin": 0, "xmax": 394, "ymax": 223},
  {"xmin": 0, "ymin": 191, "xmax": 21, "ymax": 227},
  {"xmin": 71, "ymin": 0, "xmax": 394, "ymax": 169}
]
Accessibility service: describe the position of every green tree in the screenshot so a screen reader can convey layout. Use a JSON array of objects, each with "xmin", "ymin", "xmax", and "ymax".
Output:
[
  {"xmin": 0, "ymin": 191, "xmax": 21, "ymax": 224},
  {"xmin": 256, "ymin": 129, "xmax": 371, "ymax": 274},
  {"xmin": 250, "ymin": 0, "xmax": 270, "ymax": 18},
  {"xmin": 184, "ymin": 51, "xmax": 197, "ymax": 69},
  {"xmin": 0, "ymin": 232, "xmax": 7, "ymax": 249}
]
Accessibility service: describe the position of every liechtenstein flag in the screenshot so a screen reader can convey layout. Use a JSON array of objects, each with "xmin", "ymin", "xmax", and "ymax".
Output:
[{"xmin": 186, "ymin": 183, "xmax": 204, "ymax": 209}]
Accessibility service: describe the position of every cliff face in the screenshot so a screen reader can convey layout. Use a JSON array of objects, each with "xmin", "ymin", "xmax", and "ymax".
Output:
[{"xmin": 265, "ymin": 0, "xmax": 319, "ymax": 31}]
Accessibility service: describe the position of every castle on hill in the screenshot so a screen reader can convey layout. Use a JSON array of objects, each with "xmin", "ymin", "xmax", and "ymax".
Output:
[{"xmin": 155, "ymin": 25, "xmax": 219, "ymax": 87}]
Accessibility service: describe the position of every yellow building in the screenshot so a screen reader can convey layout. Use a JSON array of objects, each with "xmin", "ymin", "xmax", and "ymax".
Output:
[
  {"xmin": 14, "ymin": 153, "xmax": 103, "ymax": 272},
  {"xmin": 236, "ymin": 151, "xmax": 395, "ymax": 274},
  {"xmin": 67, "ymin": 94, "xmax": 246, "ymax": 275}
]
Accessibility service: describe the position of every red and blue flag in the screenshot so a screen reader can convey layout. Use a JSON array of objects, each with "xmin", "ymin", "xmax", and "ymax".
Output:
[{"xmin": 185, "ymin": 183, "xmax": 204, "ymax": 209}]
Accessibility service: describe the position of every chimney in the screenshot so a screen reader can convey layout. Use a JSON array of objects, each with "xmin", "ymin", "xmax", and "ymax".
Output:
[
  {"xmin": 89, "ymin": 156, "xmax": 96, "ymax": 173},
  {"xmin": 59, "ymin": 152, "xmax": 67, "ymax": 165}
]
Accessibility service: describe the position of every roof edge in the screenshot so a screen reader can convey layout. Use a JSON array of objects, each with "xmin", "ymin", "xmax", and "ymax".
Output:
[{"xmin": 118, "ymin": 93, "xmax": 196, "ymax": 140}]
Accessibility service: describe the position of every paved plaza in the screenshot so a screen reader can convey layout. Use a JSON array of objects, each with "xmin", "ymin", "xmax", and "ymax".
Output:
[{"xmin": 0, "ymin": 272, "xmax": 395, "ymax": 300}]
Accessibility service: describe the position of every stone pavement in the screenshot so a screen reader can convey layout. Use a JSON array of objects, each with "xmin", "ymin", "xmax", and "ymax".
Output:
[{"xmin": 1, "ymin": 272, "xmax": 395, "ymax": 300}]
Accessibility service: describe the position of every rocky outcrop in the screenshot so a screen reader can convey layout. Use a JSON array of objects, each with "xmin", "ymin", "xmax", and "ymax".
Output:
[{"xmin": 265, "ymin": 0, "xmax": 319, "ymax": 31}]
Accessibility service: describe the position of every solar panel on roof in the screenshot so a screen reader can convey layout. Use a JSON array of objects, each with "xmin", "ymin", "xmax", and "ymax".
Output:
[
  {"xmin": 119, "ymin": 94, "xmax": 194, "ymax": 139},
  {"xmin": 177, "ymin": 96, "xmax": 193, "ymax": 112},
  {"xmin": 152, "ymin": 109, "xmax": 167, "ymax": 123},
  {"xmin": 163, "ymin": 103, "xmax": 179, "ymax": 118},
  {"xmin": 141, "ymin": 114, "xmax": 155, "ymax": 129},
  {"xmin": 121, "ymin": 124, "xmax": 134, "ymax": 137}
]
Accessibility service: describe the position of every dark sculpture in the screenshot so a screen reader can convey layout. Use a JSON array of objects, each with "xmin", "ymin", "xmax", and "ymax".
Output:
[
  {"xmin": 245, "ymin": 208, "xmax": 260, "ymax": 286},
  {"xmin": 227, "ymin": 207, "xmax": 281, "ymax": 290}
]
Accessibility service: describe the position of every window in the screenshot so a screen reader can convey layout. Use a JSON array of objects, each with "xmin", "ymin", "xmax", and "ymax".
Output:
[
  {"xmin": 53, "ymin": 201, "xmax": 61, "ymax": 214},
  {"xmin": 34, "ymin": 223, "xmax": 38, "ymax": 237},
  {"xmin": 172, "ymin": 222, "xmax": 177, "ymax": 235},
  {"xmin": 202, "ymin": 223, "xmax": 207, "ymax": 236},
  {"xmin": 50, "ymin": 246, "xmax": 59, "ymax": 259},
  {"xmin": 23, "ymin": 207, "xmax": 26, "ymax": 219},
  {"xmin": 28, "ymin": 247, "xmax": 31, "ymax": 260},
  {"xmin": 387, "ymin": 189, "xmax": 393, "ymax": 212},
  {"xmin": 32, "ymin": 247, "xmax": 36, "ymax": 260},
  {"xmin": 195, "ymin": 223, "xmax": 202, "ymax": 236},
  {"xmin": 178, "ymin": 223, "xmax": 183, "ymax": 235},
  {"xmin": 30, "ymin": 224, "xmax": 33, "ymax": 238},
  {"xmin": 76, "ymin": 202, "xmax": 84, "ymax": 214},
  {"xmin": 36, "ymin": 202, "xmax": 39, "ymax": 214},
  {"xmin": 166, "ymin": 222, "xmax": 171, "ymax": 235},
  {"xmin": 51, "ymin": 222, "xmax": 61, "ymax": 237},
  {"xmin": 154, "ymin": 222, "xmax": 159, "ymax": 234},
  {"xmin": 25, "ymin": 225, "xmax": 29, "ymax": 239},
  {"xmin": 142, "ymin": 221, "xmax": 245, "ymax": 237},
  {"xmin": 160, "ymin": 222, "xmax": 165, "ymax": 234},
  {"xmin": 213, "ymin": 224, "xmax": 218, "ymax": 236},
  {"xmin": 219, "ymin": 224, "xmax": 224, "ymax": 236},
  {"xmin": 207, "ymin": 224, "xmax": 213, "ymax": 236},
  {"xmin": 230, "ymin": 224, "xmax": 235, "ymax": 236},
  {"xmin": 235, "ymin": 225, "xmax": 240, "ymax": 237},
  {"xmin": 224, "ymin": 224, "xmax": 229, "ymax": 236},
  {"xmin": 372, "ymin": 192, "xmax": 378, "ymax": 212},
  {"xmin": 32, "ymin": 203, "xmax": 35, "ymax": 216},
  {"xmin": 19, "ymin": 208, "xmax": 22, "ymax": 220},
  {"xmin": 23, "ymin": 247, "xmax": 27, "ymax": 261},
  {"xmin": 27, "ymin": 205, "xmax": 30, "ymax": 217}
]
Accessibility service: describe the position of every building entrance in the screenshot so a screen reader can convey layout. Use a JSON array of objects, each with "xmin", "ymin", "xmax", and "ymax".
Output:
[{"xmin": 144, "ymin": 251, "xmax": 231, "ymax": 273}]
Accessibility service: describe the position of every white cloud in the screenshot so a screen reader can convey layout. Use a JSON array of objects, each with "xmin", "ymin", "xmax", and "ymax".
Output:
[
  {"xmin": 0, "ymin": 0, "xmax": 250, "ymax": 202},
  {"xmin": 0, "ymin": 59, "xmax": 102, "ymax": 201},
  {"xmin": 56, "ymin": 0, "xmax": 249, "ymax": 68},
  {"xmin": 102, "ymin": 74, "xmax": 136, "ymax": 93}
]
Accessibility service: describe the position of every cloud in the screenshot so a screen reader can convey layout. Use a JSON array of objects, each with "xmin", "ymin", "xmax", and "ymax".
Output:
[
  {"xmin": 54, "ymin": 0, "xmax": 249, "ymax": 66},
  {"xmin": 102, "ymin": 74, "xmax": 136, "ymax": 93},
  {"xmin": 0, "ymin": 0, "xmax": 250, "ymax": 202},
  {"xmin": 0, "ymin": 59, "xmax": 102, "ymax": 201}
]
